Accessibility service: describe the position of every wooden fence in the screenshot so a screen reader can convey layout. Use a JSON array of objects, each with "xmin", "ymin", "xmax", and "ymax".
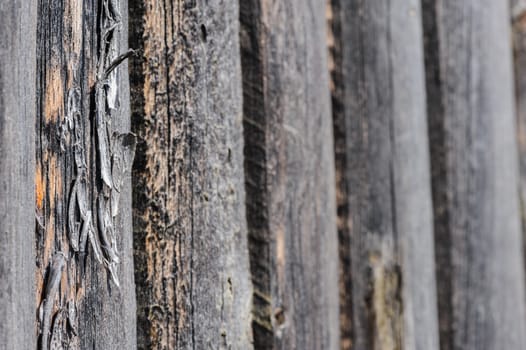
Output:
[{"xmin": 1, "ymin": 0, "xmax": 526, "ymax": 349}]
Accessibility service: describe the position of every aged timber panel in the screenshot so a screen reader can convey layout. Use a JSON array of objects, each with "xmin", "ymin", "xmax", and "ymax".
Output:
[
  {"xmin": 328, "ymin": 1, "xmax": 440, "ymax": 349},
  {"xmin": 422, "ymin": 0, "xmax": 526, "ymax": 349},
  {"xmin": 512, "ymin": 0, "xmax": 526, "ymax": 275},
  {"xmin": 35, "ymin": 0, "xmax": 137, "ymax": 348},
  {"xmin": 240, "ymin": 1, "xmax": 340, "ymax": 349},
  {"xmin": 0, "ymin": 0, "xmax": 37, "ymax": 348},
  {"xmin": 129, "ymin": 0, "xmax": 253, "ymax": 349}
]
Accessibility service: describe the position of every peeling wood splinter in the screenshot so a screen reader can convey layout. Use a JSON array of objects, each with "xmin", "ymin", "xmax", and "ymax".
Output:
[
  {"xmin": 91, "ymin": 0, "xmax": 136, "ymax": 288},
  {"xmin": 39, "ymin": 253, "xmax": 66, "ymax": 350}
]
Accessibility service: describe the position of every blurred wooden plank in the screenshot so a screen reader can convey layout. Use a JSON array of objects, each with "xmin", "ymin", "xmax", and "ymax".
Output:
[
  {"xmin": 0, "ymin": 0, "xmax": 37, "ymax": 348},
  {"xmin": 240, "ymin": 1, "xmax": 340, "ymax": 348},
  {"xmin": 512, "ymin": 0, "xmax": 526, "ymax": 276},
  {"xmin": 35, "ymin": 0, "xmax": 137, "ymax": 348},
  {"xmin": 129, "ymin": 1, "xmax": 253, "ymax": 348},
  {"xmin": 328, "ymin": 1, "xmax": 440, "ymax": 349},
  {"xmin": 422, "ymin": 1, "xmax": 526, "ymax": 348}
]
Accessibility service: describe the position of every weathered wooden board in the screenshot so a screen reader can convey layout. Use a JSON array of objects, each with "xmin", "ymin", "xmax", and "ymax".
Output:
[
  {"xmin": 240, "ymin": 1, "xmax": 340, "ymax": 348},
  {"xmin": 422, "ymin": 1, "xmax": 526, "ymax": 349},
  {"xmin": 328, "ymin": 1, "xmax": 440, "ymax": 349},
  {"xmin": 512, "ymin": 0, "xmax": 526, "ymax": 276},
  {"xmin": 0, "ymin": 0, "xmax": 37, "ymax": 348},
  {"xmin": 35, "ymin": 0, "xmax": 137, "ymax": 348},
  {"xmin": 129, "ymin": 1, "xmax": 253, "ymax": 348}
]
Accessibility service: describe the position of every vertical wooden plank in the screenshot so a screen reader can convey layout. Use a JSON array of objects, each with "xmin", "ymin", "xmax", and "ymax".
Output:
[
  {"xmin": 35, "ymin": 0, "xmax": 137, "ymax": 348},
  {"xmin": 328, "ymin": 1, "xmax": 439, "ymax": 349},
  {"xmin": 512, "ymin": 0, "xmax": 526, "ymax": 275},
  {"xmin": 0, "ymin": 0, "xmax": 37, "ymax": 348},
  {"xmin": 129, "ymin": 0, "xmax": 253, "ymax": 348},
  {"xmin": 240, "ymin": 1, "xmax": 340, "ymax": 348},
  {"xmin": 422, "ymin": 1, "xmax": 526, "ymax": 349}
]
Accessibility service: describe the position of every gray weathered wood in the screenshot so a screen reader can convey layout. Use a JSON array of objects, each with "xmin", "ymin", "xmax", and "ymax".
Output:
[
  {"xmin": 35, "ymin": 0, "xmax": 137, "ymax": 348},
  {"xmin": 129, "ymin": 1, "xmax": 253, "ymax": 348},
  {"xmin": 240, "ymin": 1, "xmax": 340, "ymax": 348},
  {"xmin": 0, "ymin": 0, "xmax": 37, "ymax": 348},
  {"xmin": 328, "ymin": 1, "xmax": 440, "ymax": 349},
  {"xmin": 422, "ymin": 1, "xmax": 526, "ymax": 349},
  {"xmin": 512, "ymin": 0, "xmax": 526, "ymax": 276}
]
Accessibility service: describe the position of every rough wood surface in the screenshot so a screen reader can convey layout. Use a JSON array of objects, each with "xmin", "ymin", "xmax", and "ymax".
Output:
[
  {"xmin": 240, "ymin": 1, "xmax": 340, "ymax": 348},
  {"xmin": 328, "ymin": 1, "xmax": 440, "ymax": 349},
  {"xmin": 422, "ymin": 1, "xmax": 526, "ymax": 349},
  {"xmin": 129, "ymin": 1, "xmax": 253, "ymax": 349},
  {"xmin": 35, "ymin": 0, "xmax": 137, "ymax": 348},
  {"xmin": 0, "ymin": 0, "xmax": 37, "ymax": 348}
]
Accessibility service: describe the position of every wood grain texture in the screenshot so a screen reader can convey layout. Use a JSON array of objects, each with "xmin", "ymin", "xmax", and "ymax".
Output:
[
  {"xmin": 512, "ymin": 0, "xmax": 526, "ymax": 278},
  {"xmin": 129, "ymin": 0, "xmax": 253, "ymax": 348},
  {"xmin": 0, "ymin": 0, "xmax": 37, "ymax": 348},
  {"xmin": 35, "ymin": 0, "xmax": 136, "ymax": 348},
  {"xmin": 422, "ymin": 1, "xmax": 526, "ymax": 349},
  {"xmin": 328, "ymin": 1, "xmax": 440, "ymax": 349},
  {"xmin": 240, "ymin": 1, "xmax": 340, "ymax": 348}
]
